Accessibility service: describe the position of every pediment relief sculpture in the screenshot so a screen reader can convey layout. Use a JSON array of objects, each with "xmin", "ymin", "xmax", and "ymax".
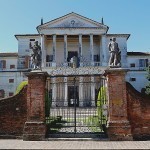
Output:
[{"xmin": 56, "ymin": 19, "xmax": 85, "ymax": 28}]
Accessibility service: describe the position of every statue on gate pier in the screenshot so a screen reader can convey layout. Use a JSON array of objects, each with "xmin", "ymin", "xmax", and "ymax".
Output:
[
  {"xmin": 108, "ymin": 37, "xmax": 121, "ymax": 67},
  {"xmin": 30, "ymin": 41, "xmax": 42, "ymax": 70}
]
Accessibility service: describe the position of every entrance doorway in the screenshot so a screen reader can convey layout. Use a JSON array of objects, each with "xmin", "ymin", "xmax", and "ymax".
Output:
[
  {"xmin": 67, "ymin": 51, "xmax": 78, "ymax": 62},
  {"xmin": 68, "ymin": 86, "xmax": 79, "ymax": 107}
]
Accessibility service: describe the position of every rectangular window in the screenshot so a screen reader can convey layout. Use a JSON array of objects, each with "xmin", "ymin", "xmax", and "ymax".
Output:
[
  {"xmin": 130, "ymin": 63, "xmax": 135, "ymax": 67},
  {"xmin": 21, "ymin": 61, "xmax": 25, "ymax": 64},
  {"xmin": 130, "ymin": 78, "xmax": 136, "ymax": 81},
  {"xmin": 9, "ymin": 92, "xmax": 14, "ymax": 96},
  {"xmin": 10, "ymin": 65, "xmax": 15, "ymax": 69},
  {"xmin": 46, "ymin": 55, "xmax": 53, "ymax": 62},
  {"xmin": 9, "ymin": 79, "xmax": 14, "ymax": 83},
  {"xmin": 94, "ymin": 55, "xmax": 99, "ymax": 61},
  {"xmin": 0, "ymin": 61, "xmax": 2, "ymax": 69},
  {"xmin": 139, "ymin": 59, "xmax": 148, "ymax": 67},
  {"xmin": 30, "ymin": 39, "xmax": 35, "ymax": 41}
]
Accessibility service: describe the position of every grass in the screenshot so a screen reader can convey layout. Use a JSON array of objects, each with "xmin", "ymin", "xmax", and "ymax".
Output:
[
  {"xmin": 46, "ymin": 116, "xmax": 67, "ymax": 133},
  {"xmin": 46, "ymin": 115, "xmax": 107, "ymax": 133},
  {"xmin": 83, "ymin": 115, "xmax": 107, "ymax": 132}
]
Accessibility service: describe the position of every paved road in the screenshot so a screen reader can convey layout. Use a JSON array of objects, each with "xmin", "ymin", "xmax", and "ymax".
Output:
[{"xmin": 0, "ymin": 139, "xmax": 150, "ymax": 149}]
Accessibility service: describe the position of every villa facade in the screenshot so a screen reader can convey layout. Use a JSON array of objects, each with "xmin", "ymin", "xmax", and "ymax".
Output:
[{"xmin": 0, "ymin": 12, "xmax": 149, "ymax": 102}]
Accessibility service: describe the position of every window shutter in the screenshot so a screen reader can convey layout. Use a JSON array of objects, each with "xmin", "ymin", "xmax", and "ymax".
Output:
[
  {"xmin": 25, "ymin": 56, "xmax": 29, "ymax": 68},
  {"xmin": 0, "ymin": 61, "xmax": 2, "ymax": 68},
  {"xmin": 145, "ymin": 59, "xmax": 148, "ymax": 67},
  {"xmin": 2, "ymin": 60, "xmax": 6, "ymax": 69}
]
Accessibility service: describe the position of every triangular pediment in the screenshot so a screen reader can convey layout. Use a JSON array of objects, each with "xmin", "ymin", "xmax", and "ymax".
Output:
[{"xmin": 37, "ymin": 12, "xmax": 108, "ymax": 29}]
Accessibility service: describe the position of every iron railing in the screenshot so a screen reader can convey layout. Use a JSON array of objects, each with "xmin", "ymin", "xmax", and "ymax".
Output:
[{"xmin": 45, "ymin": 75, "xmax": 108, "ymax": 138}]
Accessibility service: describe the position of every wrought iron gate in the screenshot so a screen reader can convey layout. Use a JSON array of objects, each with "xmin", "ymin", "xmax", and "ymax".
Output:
[{"xmin": 45, "ymin": 75, "xmax": 108, "ymax": 138}]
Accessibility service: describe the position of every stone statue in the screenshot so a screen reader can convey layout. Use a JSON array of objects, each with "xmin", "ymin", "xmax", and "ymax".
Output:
[
  {"xmin": 70, "ymin": 56, "xmax": 77, "ymax": 68},
  {"xmin": 30, "ymin": 41, "xmax": 42, "ymax": 70},
  {"xmin": 108, "ymin": 37, "xmax": 121, "ymax": 67}
]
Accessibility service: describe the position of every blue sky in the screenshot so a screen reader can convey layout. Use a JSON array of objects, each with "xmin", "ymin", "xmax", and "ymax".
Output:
[{"xmin": 0, "ymin": 0, "xmax": 150, "ymax": 53}]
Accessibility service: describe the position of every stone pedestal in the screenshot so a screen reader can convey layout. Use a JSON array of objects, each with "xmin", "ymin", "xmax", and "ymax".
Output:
[
  {"xmin": 23, "ymin": 71, "xmax": 48, "ymax": 141},
  {"xmin": 105, "ymin": 68, "xmax": 133, "ymax": 141}
]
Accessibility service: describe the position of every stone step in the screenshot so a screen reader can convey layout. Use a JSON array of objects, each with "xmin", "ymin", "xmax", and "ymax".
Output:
[{"xmin": 47, "ymin": 137, "xmax": 109, "ymax": 141}]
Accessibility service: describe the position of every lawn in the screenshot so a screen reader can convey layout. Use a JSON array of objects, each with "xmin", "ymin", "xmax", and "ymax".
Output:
[{"xmin": 46, "ymin": 115, "xmax": 107, "ymax": 133}]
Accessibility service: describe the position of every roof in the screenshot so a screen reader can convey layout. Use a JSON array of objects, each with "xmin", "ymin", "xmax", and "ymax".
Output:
[
  {"xmin": 107, "ymin": 34, "xmax": 130, "ymax": 40},
  {"xmin": 127, "ymin": 52, "xmax": 150, "ymax": 56},
  {"xmin": 15, "ymin": 34, "xmax": 40, "ymax": 40},
  {"xmin": 0, "ymin": 53, "xmax": 18, "ymax": 57},
  {"xmin": 36, "ymin": 12, "xmax": 109, "ymax": 32}
]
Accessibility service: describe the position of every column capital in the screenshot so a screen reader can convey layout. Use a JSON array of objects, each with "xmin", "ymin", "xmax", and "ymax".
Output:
[
  {"xmin": 40, "ymin": 34, "xmax": 45, "ymax": 37},
  {"xmin": 101, "ymin": 34, "xmax": 106, "ymax": 38},
  {"xmin": 52, "ymin": 34, "xmax": 56, "ymax": 36}
]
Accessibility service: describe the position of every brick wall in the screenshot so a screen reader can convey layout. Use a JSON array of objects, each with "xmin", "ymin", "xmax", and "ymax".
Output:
[
  {"xmin": 126, "ymin": 82, "xmax": 150, "ymax": 140},
  {"xmin": 0, "ymin": 86, "xmax": 27, "ymax": 137}
]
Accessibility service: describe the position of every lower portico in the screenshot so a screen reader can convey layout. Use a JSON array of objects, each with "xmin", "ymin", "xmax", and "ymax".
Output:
[{"xmin": 45, "ymin": 66, "xmax": 106, "ymax": 107}]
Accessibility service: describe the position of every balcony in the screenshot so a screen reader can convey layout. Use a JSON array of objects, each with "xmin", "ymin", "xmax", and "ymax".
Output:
[{"xmin": 46, "ymin": 61, "xmax": 101, "ymax": 68}]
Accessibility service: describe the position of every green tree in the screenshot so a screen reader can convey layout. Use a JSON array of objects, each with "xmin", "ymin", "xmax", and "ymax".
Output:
[
  {"xmin": 97, "ymin": 86, "xmax": 106, "ymax": 118},
  {"xmin": 45, "ymin": 90, "xmax": 52, "ymax": 117},
  {"xmin": 15, "ymin": 81, "xmax": 28, "ymax": 94}
]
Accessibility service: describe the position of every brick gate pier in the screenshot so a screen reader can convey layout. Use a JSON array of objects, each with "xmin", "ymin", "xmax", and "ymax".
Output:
[
  {"xmin": 23, "ymin": 71, "xmax": 48, "ymax": 141},
  {"xmin": 105, "ymin": 68, "xmax": 133, "ymax": 140}
]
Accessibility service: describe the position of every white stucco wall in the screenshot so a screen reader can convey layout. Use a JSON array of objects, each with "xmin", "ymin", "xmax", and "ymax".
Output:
[
  {"xmin": 17, "ymin": 36, "xmax": 40, "ymax": 56},
  {"xmin": 126, "ymin": 55, "xmax": 150, "ymax": 92},
  {"xmin": 0, "ymin": 71, "xmax": 27, "ymax": 98},
  {"xmin": 106, "ymin": 36, "xmax": 128, "ymax": 67},
  {"xmin": 127, "ymin": 55, "xmax": 150, "ymax": 70},
  {"xmin": 0, "ymin": 57, "xmax": 18, "ymax": 71},
  {"xmin": 126, "ymin": 71, "xmax": 149, "ymax": 92}
]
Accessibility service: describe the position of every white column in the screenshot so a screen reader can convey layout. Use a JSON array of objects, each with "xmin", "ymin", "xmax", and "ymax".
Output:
[
  {"xmin": 100, "ymin": 36, "xmax": 102, "ymax": 66},
  {"xmin": 52, "ymin": 34, "xmax": 56, "ymax": 67},
  {"xmin": 90, "ymin": 34, "xmax": 94, "ymax": 64},
  {"xmin": 52, "ymin": 78, "xmax": 56, "ymax": 107},
  {"xmin": 64, "ymin": 77, "xmax": 68, "ymax": 106},
  {"xmin": 52, "ymin": 34, "xmax": 56, "ymax": 62},
  {"xmin": 79, "ymin": 77, "xmax": 84, "ymax": 107},
  {"xmin": 101, "ymin": 34, "xmax": 108, "ymax": 66},
  {"xmin": 91, "ymin": 76, "xmax": 95, "ymax": 106},
  {"xmin": 64, "ymin": 34, "xmax": 68, "ymax": 63},
  {"xmin": 79, "ymin": 34, "xmax": 83, "ymax": 67},
  {"xmin": 41, "ymin": 35, "xmax": 46, "ymax": 68}
]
